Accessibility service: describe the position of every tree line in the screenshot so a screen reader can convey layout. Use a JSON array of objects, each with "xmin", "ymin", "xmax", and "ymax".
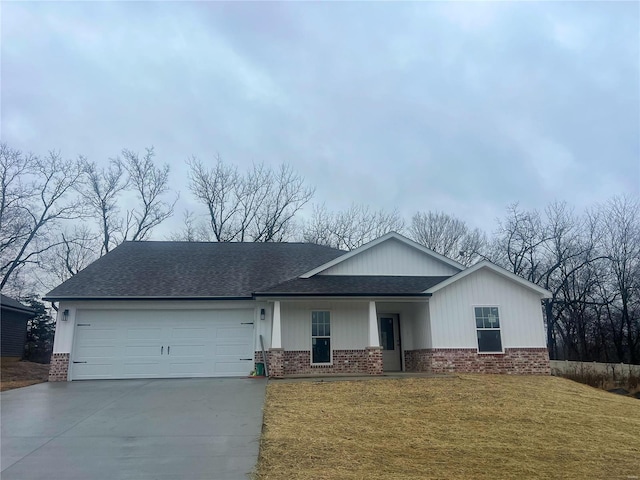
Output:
[{"xmin": 1, "ymin": 143, "xmax": 638, "ymax": 364}]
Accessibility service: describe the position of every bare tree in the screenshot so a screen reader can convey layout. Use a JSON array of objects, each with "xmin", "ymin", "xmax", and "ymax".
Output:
[
  {"xmin": 491, "ymin": 202, "xmax": 608, "ymax": 359},
  {"xmin": 168, "ymin": 210, "xmax": 213, "ymax": 242},
  {"xmin": 0, "ymin": 143, "xmax": 83, "ymax": 292},
  {"xmin": 80, "ymin": 157, "xmax": 127, "ymax": 254},
  {"xmin": 121, "ymin": 148, "xmax": 177, "ymax": 242},
  {"xmin": 43, "ymin": 226, "xmax": 99, "ymax": 284},
  {"xmin": 80, "ymin": 147, "xmax": 176, "ymax": 253},
  {"xmin": 187, "ymin": 157, "xmax": 313, "ymax": 242},
  {"xmin": 251, "ymin": 164, "xmax": 314, "ymax": 242},
  {"xmin": 187, "ymin": 156, "xmax": 240, "ymax": 241},
  {"xmin": 490, "ymin": 203, "xmax": 552, "ymax": 282},
  {"xmin": 409, "ymin": 211, "xmax": 486, "ymax": 266},
  {"xmin": 598, "ymin": 195, "xmax": 640, "ymax": 363},
  {"xmin": 302, "ymin": 203, "xmax": 405, "ymax": 251}
]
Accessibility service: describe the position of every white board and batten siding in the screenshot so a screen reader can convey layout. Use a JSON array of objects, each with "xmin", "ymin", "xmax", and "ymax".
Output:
[
  {"xmin": 429, "ymin": 268, "xmax": 547, "ymax": 349},
  {"xmin": 280, "ymin": 301, "xmax": 369, "ymax": 351},
  {"xmin": 319, "ymin": 238, "xmax": 460, "ymax": 276}
]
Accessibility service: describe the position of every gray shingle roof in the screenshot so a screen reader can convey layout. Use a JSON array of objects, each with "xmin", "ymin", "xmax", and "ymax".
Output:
[
  {"xmin": 44, "ymin": 241, "xmax": 345, "ymax": 300},
  {"xmin": 1, "ymin": 294, "xmax": 36, "ymax": 314},
  {"xmin": 255, "ymin": 276, "xmax": 450, "ymax": 296}
]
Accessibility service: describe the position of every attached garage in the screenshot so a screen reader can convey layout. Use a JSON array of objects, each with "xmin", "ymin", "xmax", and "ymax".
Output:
[
  {"xmin": 43, "ymin": 241, "xmax": 360, "ymax": 381},
  {"xmin": 70, "ymin": 309, "xmax": 255, "ymax": 380}
]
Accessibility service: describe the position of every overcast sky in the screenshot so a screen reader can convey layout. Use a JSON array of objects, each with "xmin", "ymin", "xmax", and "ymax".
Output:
[{"xmin": 2, "ymin": 1, "xmax": 639, "ymax": 237}]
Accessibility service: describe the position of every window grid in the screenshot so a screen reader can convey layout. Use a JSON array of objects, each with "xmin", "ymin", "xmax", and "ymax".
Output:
[
  {"xmin": 311, "ymin": 311, "xmax": 331, "ymax": 364},
  {"xmin": 475, "ymin": 306, "xmax": 503, "ymax": 353}
]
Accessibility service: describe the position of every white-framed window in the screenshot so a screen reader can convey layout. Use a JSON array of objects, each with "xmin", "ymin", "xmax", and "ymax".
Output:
[
  {"xmin": 475, "ymin": 306, "xmax": 503, "ymax": 353},
  {"xmin": 311, "ymin": 311, "xmax": 331, "ymax": 364}
]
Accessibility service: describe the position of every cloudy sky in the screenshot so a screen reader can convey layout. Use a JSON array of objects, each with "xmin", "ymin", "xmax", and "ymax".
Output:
[{"xmin": 2, "ymin": 1, "xmax": 638, "ymax": 236}]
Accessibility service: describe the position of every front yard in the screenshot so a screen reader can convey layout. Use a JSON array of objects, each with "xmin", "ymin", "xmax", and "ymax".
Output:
[
  {"xmin": 0, "ymin": 360, "xmax": 49, "ymax": 391},
  {"xmin": 256, "ymin": 375, "xmax": 640, "ymax": 479}
]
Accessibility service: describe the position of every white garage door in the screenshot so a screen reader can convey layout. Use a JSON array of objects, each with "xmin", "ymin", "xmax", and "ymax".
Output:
[{"xmin": 71, "ymin": 309, "xmax": 255, "ymax": 380}]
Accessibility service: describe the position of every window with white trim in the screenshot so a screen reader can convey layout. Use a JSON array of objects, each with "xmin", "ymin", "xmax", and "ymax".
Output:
[
  {"xmin": 475, "ymin": 306, "xmax": 503, "ymax": 353},
  {"xmin": 311, "ymin": 311, "xmax": 331, "ymax": 364}
]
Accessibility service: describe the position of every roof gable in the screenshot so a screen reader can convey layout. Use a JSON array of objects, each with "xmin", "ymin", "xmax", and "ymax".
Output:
[
  {"xmin": 424, "ymin": 260, "xmax": 552, "ymax": 297},
  {"xmin": 300, "ymin": 232, "xmax": 464, "ymax": 278}
]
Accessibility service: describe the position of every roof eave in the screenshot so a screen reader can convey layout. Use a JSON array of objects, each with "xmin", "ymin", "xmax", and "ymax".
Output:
[
  {"xmin": 42, "ymin": 295, "xmax": 255, "ymax": 302},
  {"xmin": 424, "ymin": 261, "xmax": 553, "ymax": 297},
  {"xmin": 253, "ymin": 292, "xmax": 432, "ymax": 298},
  {"xmin": 1, "ymin": 305, "xmax": 36, "ymax": 315}
]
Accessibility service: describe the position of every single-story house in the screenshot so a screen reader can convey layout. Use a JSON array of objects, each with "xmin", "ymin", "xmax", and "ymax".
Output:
[
  {"xmin": 1, "ymin": 294, "xmax": 36, "ymax": 360},
  {"xmin": 44, "ymin": 232, "xmax": 551, "ymax": 381}
]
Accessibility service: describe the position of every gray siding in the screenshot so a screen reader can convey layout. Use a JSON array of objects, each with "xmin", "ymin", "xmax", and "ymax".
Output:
[{"xmin": 1, "ymin": 310, "xmax": 29, "ymax": 358}]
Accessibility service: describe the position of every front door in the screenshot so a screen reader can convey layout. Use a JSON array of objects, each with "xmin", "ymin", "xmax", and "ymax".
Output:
[{"xmin": 378, "ymin": 315, "xmax": 401, "ymax": 371}]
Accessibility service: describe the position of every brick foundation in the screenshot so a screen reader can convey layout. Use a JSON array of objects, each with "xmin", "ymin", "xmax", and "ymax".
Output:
[
  {"xmin": 404, "ymin": 348, "xmax": 550, "ymax": 375},
  {"xmin": 366, "ymin": 346, "xmax": 383, "ymax": 375},
  {"xmin": 48, "ymin": 353, "xmax": 70, "ymax": 381},
  {"xmin": 268, "ymin": 348, "xmax": 284, "ymax": 378},
  {"xmin": 281, "ymin": 350, "xmax": 370, "ymax": 375},
  {"xmin": 257, "ymin": 348, "xmax": 384, "ymax": 376}
]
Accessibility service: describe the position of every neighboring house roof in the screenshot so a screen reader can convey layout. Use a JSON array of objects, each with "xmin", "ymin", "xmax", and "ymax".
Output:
[
  {"xmin": 299, "ymin": 232, "xmax": 465, "ymax": 278},
  {"xmin": 254, "ymin": 276, "xmax": 450, "ymax": 297},
  {"xmin": 0, "ymin": 294, "xmax": 36, "ymax": 316},
  {"xmin": 44, "ymin": 242, "xmax": 344, "ymax": 300},
  {"xmin": 424, "ymin": 260, "xmax": 553, "ymax": 298}
]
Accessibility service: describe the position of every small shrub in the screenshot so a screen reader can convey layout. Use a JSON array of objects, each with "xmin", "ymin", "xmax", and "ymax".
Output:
[
  {"xmin": 554, "ymin": 362, "xmax": 640, "ymax": 395},
  {"xmin": 559, "ymin": 364, "xmax": 609, "ymax": 389}
]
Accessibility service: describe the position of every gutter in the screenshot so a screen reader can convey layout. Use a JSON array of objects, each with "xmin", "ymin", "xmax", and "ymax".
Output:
[
  {"xmin": 42, "ymin": 295, "xmax": 255, "ymax": 302},
  {"xmin": 1, "ymin": 305, "xmax": 36, "ymax": 316},
  {"xmin": 252, "ymin": 292, "xmax": 432, "ymax": 297}
]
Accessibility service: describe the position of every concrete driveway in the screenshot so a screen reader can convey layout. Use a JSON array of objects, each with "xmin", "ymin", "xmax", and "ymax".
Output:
[{"xmin": 1, "ymin": 378, "xmax": 267, "ymax": 480}]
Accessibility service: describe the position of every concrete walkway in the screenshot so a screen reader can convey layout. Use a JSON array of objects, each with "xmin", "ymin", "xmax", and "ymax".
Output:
[{"xmin": 1, "ymin": 378, "xmax": 267, "ymax": 480}]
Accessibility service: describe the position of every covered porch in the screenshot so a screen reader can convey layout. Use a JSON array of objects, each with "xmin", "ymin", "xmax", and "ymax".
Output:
[{"xmin": 262, "ymin": 298, "xmax": 432, "ymax": 377}]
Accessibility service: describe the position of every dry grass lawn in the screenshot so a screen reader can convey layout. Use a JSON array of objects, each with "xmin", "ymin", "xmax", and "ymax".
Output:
[
  {"xmin": 256, "ymin": 375, "xmax": 640, "ymax": 480},
  {"xmin": 0, "ymin": 360, "xmax": 49, "ymax": 391}
]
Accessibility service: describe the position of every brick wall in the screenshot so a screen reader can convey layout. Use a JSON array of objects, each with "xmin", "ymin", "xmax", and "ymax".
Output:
[
  {"xmin": 404, "ymin": 348, "xmax": 550, "ymax": 375},
  {"xmin": 281, "ymin": 350, "xmax": 370, "ymax": 375},
  {"xmin": 405, "ymin": 349, "xmax": 431, "ymax": 372},
  {"xmin": 269, "ymin": 349, "xmax": 284, "ymax": 378},
  {"xmin": 366, "ymin": 346, "xmax": 383, "ymax": 375},
  {"xmin": 48, "ymin": 353, "xmax": 70, "ymax": 381}
]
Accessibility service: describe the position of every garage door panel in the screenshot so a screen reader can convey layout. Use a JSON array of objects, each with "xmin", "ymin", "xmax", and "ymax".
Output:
[
  {"xmin": 71, "ymin": 309, "xmax": 254, "ymax": 380},
  {"xmin": 216, "ymin": 343, "xmax": 250, "ymax": 356},
  {"xmin": 170, "ymin": 345, "xmax": 207, "ymax": 356},
  {"xmin": 124, "ymin": 345, "xmax": 162, "ymax": 357},
  {"xmin": 75, "ymin": 345, "xmax": 117, "ymax": 357},
  {"xmin": 166, "ymin": 361, "xmax": 206, "ymax": 376},
  {"xmin": 215, "ymin": 361, "xmax": 251, "ymax": 374},
  {"xmin": 73, "ymin": 362, "xmax": 116, "ymax": 379},
  {"xmin": 169, "ymin": 327, "xmax": 207, "ymax": 339},
  {"xmin": 77, "ymin": 327, "xmax": 118, "ymax": 342},
  {"xmin": 126, "ymin": 327, "xmax": 163, "ymax": 340},
  {"xmin": 216, "ymin": 326, "xmax": 252, "ymax": 339},
  {"xmin": 123, "ymin": 361, "xmax": 162, "ymax": 377}
]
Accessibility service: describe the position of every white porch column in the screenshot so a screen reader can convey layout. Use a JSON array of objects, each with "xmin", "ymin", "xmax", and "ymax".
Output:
[
  {"xmin": 368, "ymin": 301, "xmax": 380, "ymax": 347},
  {"xmin": 271, "ymin": 300, "xmax": 282, "ymax": 349}
]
